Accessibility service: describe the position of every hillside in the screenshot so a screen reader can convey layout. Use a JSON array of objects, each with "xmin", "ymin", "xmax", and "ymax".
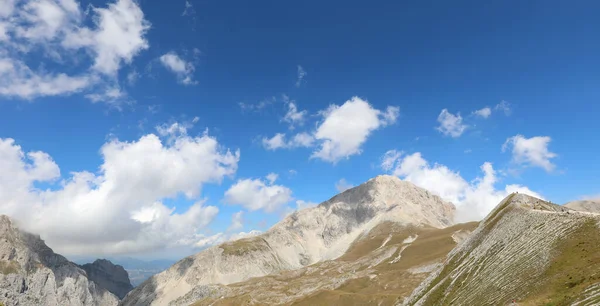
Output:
[
  {"xmin": 403, "ymin": 193, "xmax": 600, "ymax": 305},
  {"xmin": 565, "ymin": 199, "xmax": 600, "ymax": 213},
  {"xmin": 121, "ymin": 175, "xmax": 456, "ymax": 306},
  {"xmin": 0, "ymin": 216, "xmax": 120, "ymax": 306},
  {"xmin": 186, "ymin": 221, "xmax": 478, "ymax": 306}
]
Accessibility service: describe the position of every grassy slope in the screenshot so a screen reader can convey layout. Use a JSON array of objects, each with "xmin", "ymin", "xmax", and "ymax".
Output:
[{"xmin": 409, "ymin": 194, "xmax": 600, "ymax": 306}]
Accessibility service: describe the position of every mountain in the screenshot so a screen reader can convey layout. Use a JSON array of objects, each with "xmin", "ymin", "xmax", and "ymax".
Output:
[
  {"xmin": 565, "ymin": 199, "xmax": 600, "ymax": 213},
  {"xmin": 185, "ymin": 221, "xmax": 478, "ymax": 306},
  {"xmin": 121, "ymin": 175, "xmax": 456, "ymax": 305},
  {"xmin": 0, "ymin": 215, "xmax": 119, "ymax": 306},
  {"xmin": 72, "ymin": 256, "xmax": 175, "ymax": 287},
  {"xmin": 80, "ymin": 259, "xmax": 133, "ymax": 299},
  {"xmin": 403, "ymin": 193, "xmax": 600, "ymax": 305}
]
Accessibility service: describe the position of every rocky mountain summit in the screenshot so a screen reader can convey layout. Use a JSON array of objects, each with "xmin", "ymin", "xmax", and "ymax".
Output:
[
  {"xmin": 80, "ymin": 259, "xmax": 133, "ymax": 299},
  {"xmin": 122, "ymin": 175, "xmax": 456, "ymax": 305},
  {"xmin": 0, "ymin": 215, "xmax": 119, "ymax": 306}
]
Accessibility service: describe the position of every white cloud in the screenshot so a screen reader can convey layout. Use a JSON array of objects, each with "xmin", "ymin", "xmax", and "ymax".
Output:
[
  {"xmin": 382, "ymin": 106, "xmax": 400, "ymax": 125},
  {"xmin": 335, "ymin": 178, "xmax": 354, "ymax": 193},
  {"xmin": 227, "ymin": 211, "xmax": 244, "ymax": 232},
  {"xmin": 295, "ymin": 65, "xmax": 306, "ymax": 87},
  {"xmin": 262, "ymin": 132, "xmax": 314, "ymax": 150},
  {"xmin": 266, "ymin": 173, "xmax": 278, "ymax": 184},
  {"xmin": 262, "ymin": 133, "xmax": 287, "ymax": 150},
  {"xmin": 181, "ymin": 0, "xmax": 195, "ymax": 16},
  {"xmin": 495, "ymin": 100, "xmax": 511, "ymax": 116},
  {"xmin": 472, "ymin": 107, "xmax": 492, "ymax": 118},
  {"xmin": 194, "ymin": 229, "xmax": 261, "ymax": 249},
  {"xmin": 381, "ymin": 150, "xmax": 542, "ymax": 222},
  {"xmin": 84, "ymin": 85, "xmax": 129, "ymax": 107},
  {"xmin": 127, "ymin": 69, "xmax": 140, "ymax": 85},
  {"xmin": 290, "ymin": 132, "xmax": 314, "ymax": 147},
  {"xmin": 436, "ymin": 109, "xmax": 468, "ymax": 138},
  {"xmin": 0, "ymin": 0, "xmax": 149, "ymax": 103},
  {"xmin": 159, "ymin": 52, "xmax": 196, "ymax": 85},
  {"xmin": 239, "ymin": 97, "xmax": 275, "ymax": 112},
  {"xmin": 224, "ymin": 175, "xmax": 293, "ymax": 212},
  {"xmin": 311, "ymin": 97, "xmax": 399, "ymax": 163},
  {"xmin": 0, "ymin": 58, "xmax": 92, "ymax": 99},
  {"xmin": 0, "ymin": 128, "xmax": 240, "ymax": 256},
  {"xmin": 295, "ymin": 200, "xmax": 318, "ymax": 210},
  {"xmin": 282, "ymin": 96, "xmax": 307, "ymax": 129},
  {"xmin": 503, "ymin": 134, "xmax": 557, "ymax": 172}
]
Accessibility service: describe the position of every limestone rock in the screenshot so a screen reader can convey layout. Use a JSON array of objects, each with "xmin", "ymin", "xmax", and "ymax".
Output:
[{"xmin": 0, "ymin": 215, "xmax": 119, "ymax": 306}]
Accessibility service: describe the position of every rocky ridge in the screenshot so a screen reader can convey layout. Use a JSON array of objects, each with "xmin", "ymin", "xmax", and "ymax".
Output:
[
  {"xmin": 121, "ymin": 175, "xmax": 456, "ymax": 306},
  {"xmin": 0, "ymin": 215, "xmax": 119, "ymax": 306},
  {"xmin": 403, "ymin": 193, "xmax": 600, "ymax": 305},
  {"xmin": 80, "ymin": 259, "xmax": 133, "ymax": 299}
]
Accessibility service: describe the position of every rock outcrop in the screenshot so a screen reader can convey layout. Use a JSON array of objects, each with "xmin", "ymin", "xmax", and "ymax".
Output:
[
  {"xmin": 403, "ymin": 193, "xmax": 600, "ymax": 305},
  {"xmin": 0, "ymin": 215, "xmax": 119, "ymax": 306},
  {"xmin": 121, "ymin": 175, "xmax": 456, "ymax": 306},
  {"xmin": 80, "ymin": 259, "xmax": 133, "ymax": 299}
]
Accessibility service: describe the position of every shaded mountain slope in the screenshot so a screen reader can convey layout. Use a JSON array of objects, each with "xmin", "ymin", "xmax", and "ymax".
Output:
[
  {"xmin": 80, "ymin": 259, "xmax": 133, "ymax": 299},
  {"xmin": 403, "ymin": 193, "xmax": 600, "ymax": 306},
  {"xmin": 0, "ymin": 215, "xmax": 119, "ymax": 306},
  {"xmin": 121, "ymin": 175, "xmax": 456, "ymax": 306}
]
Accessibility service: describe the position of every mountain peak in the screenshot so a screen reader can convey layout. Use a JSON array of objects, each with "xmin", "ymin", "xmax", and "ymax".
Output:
[
  {"xmin": 123, "ymin": 175, "xmax": 457, "ymax": 306},
  {"xmin": 0, "ymin": 215, "xmax": 119, "ymax": 305}
]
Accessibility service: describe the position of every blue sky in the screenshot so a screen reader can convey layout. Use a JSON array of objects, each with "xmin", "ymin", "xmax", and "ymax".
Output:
[{"xmin": 0, "ymin": 0, "xmax": 598, "ymax": 259}]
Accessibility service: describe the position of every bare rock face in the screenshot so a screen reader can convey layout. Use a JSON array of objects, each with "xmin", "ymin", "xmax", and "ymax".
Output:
[
  {"xmin": 565, "ymin": 199, "xmax": 600, "ymax": 213},
  {"xmin": 0, "ymin": 215, "xmax": 119, "ymax": 306},
  {"xmin": 122, "ymin": 175, "xmax": 456, "ymax": 306},
  {"xmin": 80, "ymin": 259, "xmax": 133, "ymax": 299}
]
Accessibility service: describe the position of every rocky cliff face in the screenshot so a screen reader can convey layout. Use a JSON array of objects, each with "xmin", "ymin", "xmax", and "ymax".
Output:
[
  {"xmin": 0, "ymin": 215, "xmax": 119, "ymax": 306},
  {"xmin": 80, "ymin": 259, "xmax": 133, "ymax": 299},
  {"xmin": 122, "ymin": 175, "xmax": 456, "ymax": 306},
  {"xmin": 403, "ymin": 193, "xmax": 600, "ymax": 305}
]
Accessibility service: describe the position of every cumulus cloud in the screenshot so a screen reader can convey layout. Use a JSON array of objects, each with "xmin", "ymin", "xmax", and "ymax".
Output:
[
  {"xmin": 0, "ymin": 0, "xmax": 149, "ymax": 103},
  {"xmin": 0, "ymin": 128, "xmax": 240, "ymax": 256},
  {"xmin": 224, "ymin": 175, "xmax": 293, "ymax": 212},
  {"xmin": 311, "ymin": 97, "xmax": 399, "ymax": 163},
  {"xmin": 472, "ymin": 107, "xmax": 492, "ymax": 118},
  {"xmin": 295, "ymin": 65, "xmax": 306, "ymax": 87},
  {"xmin": 335, "ymin": 178, "xmax": 354, "ymax": 193},
  {"xmin": 381, "ymin": 150, "xmax": 542, "ymax": 222},
  {"xmin": 159, "ymin": 52, "xmax": 196, "ymax": 85},
  {"xmin": 503, "ymin": 135, "xmax": 557, "ymax": 172},
  {"xmin": 436, "ymin": 109, "xmax": 468, "ymax": 138}
]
